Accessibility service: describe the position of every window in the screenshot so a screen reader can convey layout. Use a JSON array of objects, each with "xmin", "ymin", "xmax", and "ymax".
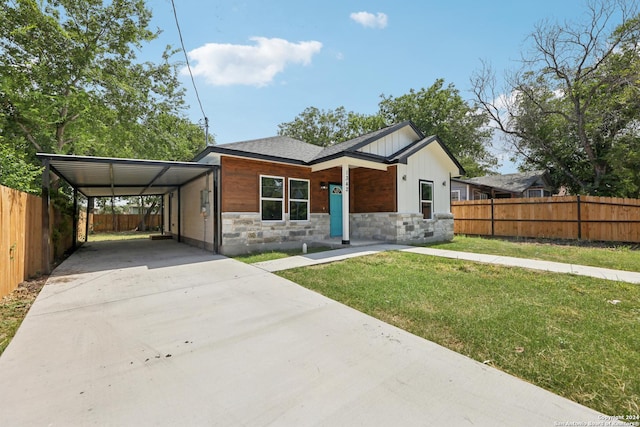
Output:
[
  {"xmin": 260, "ymin": 176, "xmax": 284, "ymax": 221},
  {"xmin": 526, "ymin": 188, "xmax": 543, "ymax": 198},
  {"xmin": 419, "ymin": 180, "xmax": 433, "ymax": 219},
  {"xmin": 473, "ymin": 190, "xmax": 489, "ymax": 200},
  {"xmin": 451, "ymin": 190, "xmax": 461, "ymax": 201},
  {"xmin": 289, "ymin": 178, "xmax": 309, "ymax": 221}
]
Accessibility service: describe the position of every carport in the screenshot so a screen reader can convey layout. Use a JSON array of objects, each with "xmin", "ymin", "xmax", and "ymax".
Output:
[{"xmin": 36, "ymin": 153, "xmax": 220, "ymax": 273}]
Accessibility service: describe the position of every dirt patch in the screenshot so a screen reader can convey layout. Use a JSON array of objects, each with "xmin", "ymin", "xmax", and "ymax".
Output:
[{"xmin": 0, "ymin": 276, "xmax": 48, "ymax": 355}]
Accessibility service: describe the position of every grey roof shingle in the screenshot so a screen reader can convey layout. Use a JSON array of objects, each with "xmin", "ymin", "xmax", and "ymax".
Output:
[
  {"xmin": 208, "ymin": 136, "xmax": 323, "ymax": 163},
  {"xmin": 460, "ymin": 170, "xmax": 549, "ymax": 193}
]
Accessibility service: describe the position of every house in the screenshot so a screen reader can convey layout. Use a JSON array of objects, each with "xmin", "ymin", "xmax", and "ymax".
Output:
[
  {"xmin": 36, "ymin": 121, "xmax": 465, "ymax": 259},
  {"xmin": 164, "ymin": 121, "xmax": 465, "ymax": 255},
  {"xmin": 451, "ymin": 170, "xmax": 554, "ymax": 201}
]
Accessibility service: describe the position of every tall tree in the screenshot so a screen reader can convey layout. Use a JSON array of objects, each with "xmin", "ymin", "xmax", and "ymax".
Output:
[
  {"xmin": 277, "ymin": 106, "xmax": 385, "ymax": 147},
  {"xmin": 0, "ymin": 0, "xmax": 207, "ymax": 167},
  {"xmin": 278, "ymin": 80, "xmax": 496, "ymax": 176},
  {"xmin": 472, "ymin": 0, "xmax": 640, "ymax": 196},
  {"xmin": 378, "ymin": 80, "xmax": 496, "ymax": 176}
]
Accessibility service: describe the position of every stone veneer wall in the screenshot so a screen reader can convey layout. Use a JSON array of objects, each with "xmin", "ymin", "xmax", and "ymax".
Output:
[
  {"xmin": 220, "ymin": 211, "xmax": 453, "ymax": 255},
  {"xmin": 350, "ymin": 212, "xmax": 454, "ymax": 244},
  {"xmin": 220, "ymin": 213, "xmax": 330, "ymax": 255}
]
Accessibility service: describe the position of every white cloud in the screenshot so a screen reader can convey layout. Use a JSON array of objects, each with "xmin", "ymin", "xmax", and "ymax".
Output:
[
  {"xmin": 186, "ymin": 37, "xmax": 323, "ymax": 87},
  {"xmin": 350, "ymin": 11, "xmax": 388, "ymax": 29}
]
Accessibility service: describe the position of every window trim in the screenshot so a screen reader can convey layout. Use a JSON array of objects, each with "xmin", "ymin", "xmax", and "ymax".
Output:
[
  {"xmin": 419, "ymin": 180, "xmax": 434, "ymax": 220},
  {"xmin": 526, "ymin": 188, "xmax": 544, "ymax": 198},
  {"xmin": 451, "ymin": 189, "xmax": 461, "ymax": 202},
  {"xmin": 260, "ymin": 175, "xmax": 285, "ymax": 222},
  {"xmin": 288, "ymin": 178, "xmax": 310, "ymax": 222}
]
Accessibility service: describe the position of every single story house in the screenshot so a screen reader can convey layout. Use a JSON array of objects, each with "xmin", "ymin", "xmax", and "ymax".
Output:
[
  {"xmin": 37, "ymin": 120, "xmax": 465, "ymax": 259},
  {"xmin": 165, "ymin": 120, "xmax": 465, "ymax": 255},
  {"xmin": 451, "ymin": 170, "xmax": 554, "ymax": 201}
]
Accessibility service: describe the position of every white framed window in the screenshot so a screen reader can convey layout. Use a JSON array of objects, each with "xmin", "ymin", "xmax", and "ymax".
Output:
[
  {"xmin": 526, "ymin": 188, "xmax": 543, "ymax": 198},
  {"xmin": 419, "ymin": 180, "xmax": 433, "ymax": 219},
  {"xmin": 260, "ymin": 175, "xmax": 284, "ymax": 221},
  {"xmin": 473, "ymin": 190, "xmax": 489, "ymax": 200},
  {"xmin": 289, "ymin": 178, "xmax": 309, "ymax": 221},
  {"xmin": 451, "ymin": 190, "xmax": 461, "ymax": 201}
]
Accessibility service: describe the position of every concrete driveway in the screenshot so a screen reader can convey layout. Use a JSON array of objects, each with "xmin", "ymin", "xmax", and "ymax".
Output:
[{"xmin": 0, "ymin": 239, "xmax": 604, "ymax": 426}]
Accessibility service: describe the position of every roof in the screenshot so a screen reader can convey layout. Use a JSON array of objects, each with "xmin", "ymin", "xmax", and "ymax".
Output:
[
  {"xmin": 197, "ymin": 121, "xmax": 465, "ymax": 175},
  {"xmin": 193, "ymin": 136, "xmax": 323, "ymax": 164},
  {"xmin": 455, "ymin": 170, "xmax": 550, "ymax": 194},
  {"xmin": 37, "ymin": 153, "xmax": 214, "ymax": 198}
]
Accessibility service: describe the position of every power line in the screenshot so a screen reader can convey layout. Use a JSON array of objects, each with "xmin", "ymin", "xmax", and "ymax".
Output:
[{"xmin": 170, "ymin": 0, "xmax": 209, "ymax": 144}]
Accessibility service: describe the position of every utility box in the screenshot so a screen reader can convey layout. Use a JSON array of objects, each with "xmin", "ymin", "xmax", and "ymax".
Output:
[{"xmin": 200, "ymin": 189, "xmax": 210, "ymax": 217}]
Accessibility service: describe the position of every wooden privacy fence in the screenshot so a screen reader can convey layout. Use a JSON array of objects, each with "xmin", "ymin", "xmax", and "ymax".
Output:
[
  {"xmin": 452, "ymin": 196, "xmax": 640, "ymax": 243},
  {"xmin": 90, "ymin": 214, "xmax": 161, "ymax": 232},
  {"xmin": 0, "ymin": 185, "xmax": 80, "ymax": 299}
]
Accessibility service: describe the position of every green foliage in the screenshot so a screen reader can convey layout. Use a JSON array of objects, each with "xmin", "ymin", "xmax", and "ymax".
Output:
[
  {"xmin": 0, "ymin": 139, "xmax": 42, "ymax": 193},
  {"xmin": 378, "ymin": 79, "xmax": 496, "ymax": 176},
  {"xmin": 277, "ymin": 106, "xmax": 386, "ymax": 147},
  {"xmin": 474, "ymin": 0, "xmax": 640, "ymax": 196},
  {"xmin": 0, "ymin": 0, "xmax": 208, "ymax": 168},
  {"xmin": 278, "ymin": 80, "xmax": 497, "ymax": 176}
]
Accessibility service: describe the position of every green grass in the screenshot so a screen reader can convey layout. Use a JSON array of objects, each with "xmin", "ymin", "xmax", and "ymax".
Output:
[
  {"xmin": 428, "ymin": 235, "xmax": 640, "ymax": 272},
  {"xmin": 88, "ymin": 231, "xmax": 153, "ymax": 242},
  {"xmin": 279, "ymin": 251, "xmax": 640, "ymax": 416},
  {"xmin": 233, "ymin": 246, "xmax": 331, "ymax": 264}
]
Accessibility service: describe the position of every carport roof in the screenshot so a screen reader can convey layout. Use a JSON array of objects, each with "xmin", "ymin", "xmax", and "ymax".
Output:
[{"xmin": 37, "ymin": 153, "xmax": 214, "ymax": 198}]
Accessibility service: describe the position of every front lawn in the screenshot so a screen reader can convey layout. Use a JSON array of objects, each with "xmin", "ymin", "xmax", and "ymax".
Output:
[
  {"xmin": 428, "ymin": 235, "xmax": 640, "ymax": 272},
  {"xmin": 279, "ymin": 251, "xmax": 640, "ymax": 416}
]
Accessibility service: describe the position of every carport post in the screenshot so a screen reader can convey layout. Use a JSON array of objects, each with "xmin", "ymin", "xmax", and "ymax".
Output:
[
  {"xmin": 85, "ymin": 197, "xmax": 93, "ymax": 242},
  {"xmin": 177, "ymin": 187, "xmax": 181, "ymax": 243},
  {"xmin": 72, "ymin": 188, "xmax": 78, "ymax": 248},
  {"xmin": 41, "ymin": 159, "xmax": 51, "ymax": 275}
]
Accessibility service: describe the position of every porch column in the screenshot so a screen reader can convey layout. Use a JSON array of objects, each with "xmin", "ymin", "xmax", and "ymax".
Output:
[{"xmin": 342, "ymin": 163, "xmax": 350, "ymax": 244}]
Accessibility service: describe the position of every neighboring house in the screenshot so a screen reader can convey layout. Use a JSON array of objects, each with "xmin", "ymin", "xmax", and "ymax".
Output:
[
  {"xmin": 451, "ymin": 170, "xmax": 554, "ymax": 201},
  {"xmin": 164, "ymin": 120, "xmax": 465, "ymax": 255}
]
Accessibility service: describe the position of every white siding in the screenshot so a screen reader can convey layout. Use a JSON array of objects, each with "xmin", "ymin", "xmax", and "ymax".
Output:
[
  {"xmin": 357, "ymin": 127, "xmax": 417, "ymax": 157},
  {"xmin": 164, "ymin": 174, "xmax": 215, "ymax": 248},
  {"xmin": 396, "ymin": 144, "xmax": 457, "ymax": 214}
]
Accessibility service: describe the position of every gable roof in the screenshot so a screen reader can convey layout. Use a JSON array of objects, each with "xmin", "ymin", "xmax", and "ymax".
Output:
[
  {"xmin": 196, "ymin": 121, "xmax": 465, "ymax": 175},
  {"xmin": 455, "ymin": 170, "xmax": 551, "ymax": 194},
  {"xmin": 193, "ymin": 136, "xmax": 322, "ymax": 165}
]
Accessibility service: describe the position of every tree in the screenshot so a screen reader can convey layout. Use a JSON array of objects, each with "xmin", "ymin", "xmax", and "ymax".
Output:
[
  {"xmin": 0, "ymin": 137, "xmax": 42, "ymax": 193},
  {"xmin": 378, "ymin": 80, "xmax": 496, "ymax": 176},
  {"xmin": 277, "ymin": 106, "xmax": 385, "ymax": 147},
  {"xmin": 0, "ymin": 0, "xmax": 207, "ymax": 167},
  {"xmin": 278, "ymin": 80, "xmax": 496, "ymax": 176},
  {"xmin": 472, "ymin": 0, "xmax": 640, "ymax": 196}
]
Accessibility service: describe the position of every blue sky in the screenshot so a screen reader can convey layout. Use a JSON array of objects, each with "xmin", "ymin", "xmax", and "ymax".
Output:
[{"xmin": 144, "ymin": 0, "xmax": 590, "ymax": 173}]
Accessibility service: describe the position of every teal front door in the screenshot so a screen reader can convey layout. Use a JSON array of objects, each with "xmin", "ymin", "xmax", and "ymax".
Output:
[{"xmin": 329, "ymin": 184, "xmax": 343, "ymax": 237}]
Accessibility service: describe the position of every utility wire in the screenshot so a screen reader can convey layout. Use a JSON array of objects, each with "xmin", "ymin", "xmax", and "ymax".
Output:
[{"xmin": 170, "ymin": 0, "xmax": 210, "ymax": 144}]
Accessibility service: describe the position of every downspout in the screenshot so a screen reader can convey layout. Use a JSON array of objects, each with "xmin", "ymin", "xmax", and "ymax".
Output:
[{"xmin": 213, "ymin": 165, "xmax": 221, "ymax": 253}]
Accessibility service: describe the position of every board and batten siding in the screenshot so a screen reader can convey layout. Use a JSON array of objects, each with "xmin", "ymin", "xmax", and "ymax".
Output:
[
  {"xmin": 356, "ymin": 126, "xmax": 417, "ymax": 157},
  {"xmin": 396, "ymin": 143, "xmax": 456, "ymax": 215}
]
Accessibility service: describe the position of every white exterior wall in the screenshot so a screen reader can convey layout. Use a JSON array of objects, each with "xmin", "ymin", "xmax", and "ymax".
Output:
[
  {"xmin": 165, "ymin": 173, "xmax": 215, "ymax": 250},
  {"xmin": 396, "ymin": 144, "xmax": 455, "ymax": 215},
  {"xmin": 357, "ymin": 127, "xmax": 417, "ymax": 157}
]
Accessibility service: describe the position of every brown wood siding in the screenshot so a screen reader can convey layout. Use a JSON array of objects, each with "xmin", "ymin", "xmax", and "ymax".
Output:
[
  {"xmin": 351, "ymin": 166, "xmax": 397, "ymax": 213},
  {"xmin": 310, "ymin": 167, "xmax": 341, "ymax": 214},
  {"xmin": 221, "ymin": 156, "xmax": 311, "ymax": 213}
]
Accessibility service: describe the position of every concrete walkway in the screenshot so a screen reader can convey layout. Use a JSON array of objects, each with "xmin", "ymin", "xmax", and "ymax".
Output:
[
  {"xmin": 255, "ymin": 244, "xmax": 640, "ymax": 283},
  {"xmin": 0, "ymin": 240, "xmax": 609, "ymax": 426}
]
